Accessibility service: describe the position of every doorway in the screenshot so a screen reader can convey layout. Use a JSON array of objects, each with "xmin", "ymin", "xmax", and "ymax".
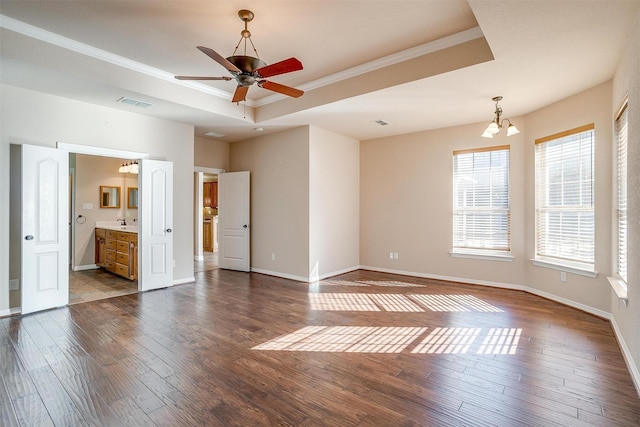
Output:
[
  {"xmin": 194, "ymin": 167, "xmax": 224, "ymax": 271},
  {"xmin": 68, "ymin": 153, "xmax": 139, "ymax": 304}
]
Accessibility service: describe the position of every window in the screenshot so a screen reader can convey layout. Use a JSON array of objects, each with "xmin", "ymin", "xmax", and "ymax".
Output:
[
  {"xmin": 452, "ymin": 146, "xmax": 510, "ymax": 256},
  {"xmin": 615, "ymin": 102, "xmax": 628, "ymax": 282},
  {"xmin": 535, "ymin": 124, "xmax": 595, "ymax": 272}
]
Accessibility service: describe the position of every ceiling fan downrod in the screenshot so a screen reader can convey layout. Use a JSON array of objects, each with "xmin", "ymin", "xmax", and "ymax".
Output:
[{"xmin": 233, "ymin": 9, "xmax": 259, "ymax": 58}]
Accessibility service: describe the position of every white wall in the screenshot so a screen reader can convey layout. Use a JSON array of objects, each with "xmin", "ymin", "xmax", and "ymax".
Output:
[
  {"xmin": 309, "ymin": 126, "xmax": 360, "ymax": 280},
  {"xmin": 611, "ymin": 11, "xmax": 640, "ymax": 383},
  {"xmin": 230, "ymin": 127, "xmax": 311, "ymax": 280},
  {"xmin": 194, "ymin": 136, "xmax": 230, "ymax": 171},
  {"xmin": 228, "ymin": 125, "xmax": 360, "ymax": 282},
  {"xmin": 1, "ymin": 85, "xmax": 195, "ymax": 313}
]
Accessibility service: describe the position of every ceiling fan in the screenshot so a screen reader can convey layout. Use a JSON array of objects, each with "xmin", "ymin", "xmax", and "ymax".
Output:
[{"xmin": 175, "ymin": 9, "xmax": 304, "ymax": 103}]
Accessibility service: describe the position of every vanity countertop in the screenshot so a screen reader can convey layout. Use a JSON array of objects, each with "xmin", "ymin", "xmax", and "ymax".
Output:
[{"xmin": 95, "ymin": 221, "xmax": 138, "ymax": 233}]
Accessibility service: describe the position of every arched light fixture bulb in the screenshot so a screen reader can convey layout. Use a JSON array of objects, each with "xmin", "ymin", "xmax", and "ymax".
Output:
[{"xmin": 481, "ymin": 96, "xmax": 519, "ymax": 138}]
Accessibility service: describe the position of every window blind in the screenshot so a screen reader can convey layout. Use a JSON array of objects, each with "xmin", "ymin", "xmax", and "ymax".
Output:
[
  {"xmin": 535, "ymin": 124, "xmax": 595, "ymax": 269},
  {"xmin": 615, "ymin": 103, "xmax": 628, "ymax": 282},
  {"xmin": 453, "ymin": 145, "xmax": 510, "ymax": 254}
]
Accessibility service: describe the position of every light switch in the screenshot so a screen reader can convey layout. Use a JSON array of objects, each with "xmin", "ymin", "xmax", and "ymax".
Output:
[{"xmin": 82, "ymin": 203, "xmax": 93, "ymax": 209}]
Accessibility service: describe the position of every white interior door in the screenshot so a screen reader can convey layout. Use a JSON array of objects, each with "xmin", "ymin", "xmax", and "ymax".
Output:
[
  {"xmin": 21, "ymin": 144, "xmax": 69, "ymax": 314},
  {"xmin": 140, "ymin": 159, "xmax": 173, "ymax": 291},
  {"xmin": 219, "ymin": 171, "xmax": 250, "ymax": 271}
]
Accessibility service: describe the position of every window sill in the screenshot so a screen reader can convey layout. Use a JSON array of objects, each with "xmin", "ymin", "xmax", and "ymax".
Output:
[
  {"xmin": 607, "ymin": 277, "xmax": 628, "ymax": 305},
  {"xmin": 531, "ymin": 259, "xmax": 598, "ymax": 278},
  {"xmin": 451, "ymin": 252, "xmax": 514, "ymax": 262}
]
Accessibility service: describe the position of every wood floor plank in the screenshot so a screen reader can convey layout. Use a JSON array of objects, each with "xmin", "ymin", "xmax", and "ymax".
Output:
[
  {"xmin": 12, "ymin": 393, "xmax": 55, "ymax": 427},
  {"xmin": 0, "ymin": 378, "xmax": 20, "ymax": 427},
  {"xmin": 108, "ymin": 396, "xmax": 160, "ymax": 427},
  {"xmin": 27, "ymin": 366, "xmax": 89, "ymax": 426},
  {"xmin": 60, "ymin": 374, "xmax": 122, "ymax": 426}
]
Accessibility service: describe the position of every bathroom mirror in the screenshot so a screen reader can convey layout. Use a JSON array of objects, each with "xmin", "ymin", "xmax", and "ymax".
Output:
[
  {"xmin": 99, "ymin": 186, "xmax": 121, "ymax": 208},
  {"xmin": 128, "ymin": 187, "xmax": 138, "ymax": 209}
]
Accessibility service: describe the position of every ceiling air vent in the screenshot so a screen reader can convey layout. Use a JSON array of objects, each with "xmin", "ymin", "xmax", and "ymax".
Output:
[
  {"xmin": 117, "ymin": 96, "xmax": 152, "ymax": 108},
  {"xmin": 374, "ymin": 119, "xmax": 390, "ymax": 126},
  {"xmin": 204, "ymin": 131, "xmax": 225, "ymax": 138}
]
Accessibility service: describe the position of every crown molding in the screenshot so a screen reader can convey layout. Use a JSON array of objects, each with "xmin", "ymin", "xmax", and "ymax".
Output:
[{"xmin": 0, "ymin": 14, "xmax": 239, "ymax": 103}]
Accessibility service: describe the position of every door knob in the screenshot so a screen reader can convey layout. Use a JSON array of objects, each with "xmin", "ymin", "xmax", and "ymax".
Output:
[
  {"xmin": 25, "ymin": 235, "xmax": 34, "ymax": 240},
  {"xmin": 243, "ymin": 224, "xmax": 248, "ymax": 228},
  {"xmin": 166, "ymin": 228, "xmax": 172, "ymax": 233}
]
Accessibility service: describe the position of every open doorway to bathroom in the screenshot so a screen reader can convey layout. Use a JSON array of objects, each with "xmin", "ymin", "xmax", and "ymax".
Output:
[{"xmin": 68, "ymin": 153, "xmax": 138, "ymax": 304}]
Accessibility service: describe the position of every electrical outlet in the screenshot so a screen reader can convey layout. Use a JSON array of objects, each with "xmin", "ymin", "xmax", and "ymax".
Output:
[
  {"xmin": 560, "ymin": 271, "xmax": 567, "ymax": 282},
  {"xmin": 272, "ymin": 253, "xmax": 276, "ymax": 261},
  {"xmin": 394, "ymin": 252, "xmax": 399, "ymax": 259},
  {"xmin": 389, "ymin": 252, "xmax": 394, "ymax": 259},
  {"xmin": 9, "ymin": 279, "xmax": 19, "ymax": 291}
]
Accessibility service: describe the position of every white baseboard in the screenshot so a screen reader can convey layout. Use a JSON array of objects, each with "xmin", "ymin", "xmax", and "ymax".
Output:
[
  {"xmin": 523, "ymin": 286, "xmax": 610, "ymax": 319},
  {"xmin": 358, "ymin": 265, "xmax": 525, "ymax": 291},
  {"xmin": 0, "ymin": 307, "xmax": 21, "ymax": 318},
  {"xmin": 610, "ymin": 316, "xmax": 640, "ymax": 397},
  {"xmin": 173, "ymin": 277, "xmax": 195, "ymax": 286},
  {"xmin": 73, "ymin": 264, "xmax": 98, "ymax": 271},
  {"xmin": 250, "ymin": 268, "xmax": 309, "ymax": 283},
  {"xmin": 251, "ymin": 266, "xmax": 360, "ymax": 283},
  {"xmin": 314, "ymin": 266, "xmax": 361, "ymax": 282}
]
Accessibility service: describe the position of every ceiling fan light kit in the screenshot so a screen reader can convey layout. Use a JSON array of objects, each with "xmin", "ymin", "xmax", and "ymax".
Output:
[
  {"xmin": 481, "ymin": 96, "xmax": 519, "ymax": 138},
  {"xmin": 175, "ymin": 9, "xmax": 304, "ymax": 103}
]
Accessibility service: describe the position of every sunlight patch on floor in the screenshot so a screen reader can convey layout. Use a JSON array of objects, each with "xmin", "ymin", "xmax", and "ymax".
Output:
[
  {"xmin": 477, "ymin": 328, "xmax": 521, "ymax": 354},
  {"xmin": 309, "ymin": 293, "xmax": 381, "ymax": 311},
  {"xmin": 309, "ymin": 293, "xmax": 503, "ymax": 313},
  {"xmin": 411, "ymin": 327, "xmax": 481, "ymax": 354},
  {"xmin": 252, "ymin": 326, "xmax": 427, "ymax": 353},
  {"xmin": 253, "ymin": 327, "xmax": 523, "ymax": 355}
]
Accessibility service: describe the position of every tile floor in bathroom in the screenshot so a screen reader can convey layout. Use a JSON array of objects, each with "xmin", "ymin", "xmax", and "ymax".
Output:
[{"xmin": 69, "ymin": 251, "xmax": 218, "ymax": 304}]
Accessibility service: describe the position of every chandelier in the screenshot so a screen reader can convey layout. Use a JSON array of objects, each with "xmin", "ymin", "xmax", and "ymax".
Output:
[{"xmin": 481, "ymin": 96, "xmax": 519, "ymax": 138}]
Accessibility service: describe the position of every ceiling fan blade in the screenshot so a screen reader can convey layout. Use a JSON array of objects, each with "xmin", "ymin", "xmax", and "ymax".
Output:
[
  {"xmin": 175, "ymin": 76, "xmax": 233, "ymax": 81},
  {"xmin": 255, "ymin": 57, "xmax": 303, "ymax": 78},
  {"xmin": 232, "ymin": 85, "xmax": 250, "ymax": 103},
  {"xmin": 197, "ymin": 46, "xmax": 241, "ymax": 73},
  {"xmin": 258, "ymin": 80, "xmax": 304, "ymax": 98}
]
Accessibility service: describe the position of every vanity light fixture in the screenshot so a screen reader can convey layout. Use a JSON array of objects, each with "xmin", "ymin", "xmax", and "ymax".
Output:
[
  {"xmin": 481, "ymin": 96, "xmax": 519, "ymax": 138},
  {"xmin": 118, "ymin": 160, "xmax": 139, "ymax": 174}
]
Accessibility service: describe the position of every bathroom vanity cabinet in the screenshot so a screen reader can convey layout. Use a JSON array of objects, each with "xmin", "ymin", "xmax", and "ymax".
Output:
[{"xmin": 95, "ymin": 228, "xmax": 138, "ymax": 280}]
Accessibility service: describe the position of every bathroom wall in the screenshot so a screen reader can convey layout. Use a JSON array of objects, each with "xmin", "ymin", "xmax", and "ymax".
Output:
[{"xmin": 73, "ymin": 154, "xmax": 138, "ymax": 268}]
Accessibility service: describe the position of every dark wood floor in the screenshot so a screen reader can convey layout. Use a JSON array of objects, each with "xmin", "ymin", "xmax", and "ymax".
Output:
[{"xmin": 2, "ymin": 269, "xmax": 639, "ymax": 426}]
